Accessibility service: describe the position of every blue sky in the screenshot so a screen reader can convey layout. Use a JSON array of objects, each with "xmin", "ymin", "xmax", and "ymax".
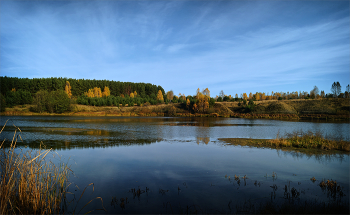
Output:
[{"xmin": 1, "ymin": 0, "xmax": 349, "ymax": 97}]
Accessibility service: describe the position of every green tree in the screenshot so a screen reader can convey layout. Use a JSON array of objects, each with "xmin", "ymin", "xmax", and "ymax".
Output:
[
  {"xmin": 209, "ymin": 98, "xmax": 215, "ymax": 108},
  {"xmin": 0, "ymin": 94, "xmax": 6, "ymax": 112},
  {"xmin": 32, "ymin": 90, "xmax": 49, "ymax": 113},
  {"xmin": 48, "ymin": 90, "xmax": 71, "ymax": 113},
  {"xmin": 247, "ymin": 100, "xmax": 255, "ymax": 112}
]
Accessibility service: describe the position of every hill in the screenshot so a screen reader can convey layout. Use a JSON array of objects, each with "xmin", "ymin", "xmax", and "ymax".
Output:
[{"xmin": 1, "ymin": 98, "xmax": 349, "ymax": 120}]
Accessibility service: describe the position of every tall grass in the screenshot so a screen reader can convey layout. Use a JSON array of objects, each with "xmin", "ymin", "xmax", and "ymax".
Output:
[
  {"xmin": 268, "ymin": 130, "xmax": 350, "ymax": 151},
  {"xmin": 0, "ymin": 122, "xmax": 71, "ymax": 214}
]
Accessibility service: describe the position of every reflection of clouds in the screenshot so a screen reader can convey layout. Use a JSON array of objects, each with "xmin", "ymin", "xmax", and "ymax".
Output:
[{"xmin": 276, "ymin": 148, "xmax": 348, "ymax": 164}]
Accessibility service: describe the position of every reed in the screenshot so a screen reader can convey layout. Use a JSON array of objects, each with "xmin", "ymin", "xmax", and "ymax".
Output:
[
  {"xmin": 0, "ymin": 122, "xmax": 71, "ymax": 214},
  {"xmin": 269, "ymin": 130, "xmax": 350, "ymax": 151}
]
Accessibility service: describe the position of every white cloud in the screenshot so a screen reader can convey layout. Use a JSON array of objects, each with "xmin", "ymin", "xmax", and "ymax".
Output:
[{"xmin": 1, "ymin": 1, "xmax": 348, "ymax": 96}]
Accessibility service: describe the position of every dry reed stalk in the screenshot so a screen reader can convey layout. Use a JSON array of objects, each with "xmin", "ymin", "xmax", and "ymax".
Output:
[{"xmin": 0, "ymin": 121, "xmax": 72, "ymax": 214}]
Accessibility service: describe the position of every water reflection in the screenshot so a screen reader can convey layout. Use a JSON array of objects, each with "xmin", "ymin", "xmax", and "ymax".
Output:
[
  {"xmin": 276, "ymin": 148, "xmax": 347, "ymax": 164},
  {"xmin": 0, "ymin": 116, "xmax": 349, "ymax": 213},
  {"xmin": 196, "ymin": 137, "xmax": 210, "ymax": 145}
]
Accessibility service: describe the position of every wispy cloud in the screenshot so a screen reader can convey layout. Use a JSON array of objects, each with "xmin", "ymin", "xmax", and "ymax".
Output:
[{"xmin": 1, "ymin": 0, "xmax": 348, "ymax": 96}]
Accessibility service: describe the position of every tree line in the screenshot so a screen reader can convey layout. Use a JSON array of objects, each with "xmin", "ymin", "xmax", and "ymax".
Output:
[
  {"xmin": 0, "ymin": 76, "xmax": 164, "ymax": 99},
  {"xmin": 215, "ymin": 82, "xmax": 350, "ymax": 102},
  {"xmin": 0, "ymin": 76, "xmax": 348, "ymax": 114},
  {"xmin": 0, "ymin": 76, "xmax": 165, "ymax": 112}
]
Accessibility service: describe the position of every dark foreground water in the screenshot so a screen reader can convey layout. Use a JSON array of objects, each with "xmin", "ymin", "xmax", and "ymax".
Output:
[{"xmin": 0, "ymin": 116, "xmax": 349, "ymax": 213}]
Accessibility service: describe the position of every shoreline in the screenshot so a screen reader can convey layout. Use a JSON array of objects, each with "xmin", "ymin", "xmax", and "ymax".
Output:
[{"xmin": 1, "ymin": 111, "xmax": 349, "ymax": 120}]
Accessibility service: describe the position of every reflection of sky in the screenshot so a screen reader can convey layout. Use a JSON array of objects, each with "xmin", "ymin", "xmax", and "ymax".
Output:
[
  {"xmin": 61, "ymin": 140, "xmax": 349, "ymax": 213},
  {"xmin": 1, "ymin": 116, "xmax": 348, "ymax": 213},
  {"xmin": 0, "ymin": 116, "xmax": 349, "ymax": 143}
]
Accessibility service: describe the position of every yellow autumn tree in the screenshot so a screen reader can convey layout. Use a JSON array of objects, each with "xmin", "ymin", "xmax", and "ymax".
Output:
[
  {"xmin": 11, "ymin": 88, "xmax": 16, "ymax": 92},
  {"xmin": 243, "ymin": 93, "xmax": 248, "ymax": 100},
  {"xmin": 102, "ymin": 86, "xmax": 110, "ymax": 97},
  {"xmin": 130, "ymin": 92, "xmax": 134, "ymax": 98},
  {"xmin": 255, "ymin": 93, "xmax": 260, "ymax": 101},
  {"xmin": 157, "ymin": 90, "xmax": 164, "ymax": 101},
  {"xmin": 133, "ymin": 91, "xmax": 137, "ymax": 97},
  {"xmin": 93, "ymin": 87, "xmax": 102, "ymax": 98},
  {"xmin": 194, "ymin": 88, "xmax": 210, "ymax": 113},
  {"xmin": 261, "ymin": 93, "xmax": 266, "ymax": 100},
  {"xmin": 179, "ymin": 93, "xmax": 186, "ymax": 101},
  {"xmin": 202, "ymin": 88, "xmax": 210, "ymax": 98},
  {"xmin": 84, "ymin": 89, "xmax": 94, "ymax": 98},
  {"xmin": 192, "ymin": 103, "xmax": 198, "ymax": 112},
  {"xmin": 248, "ymin": 92, "xmax": 253, "ymax": 100},
  {"xmin": 65, "ymin": 81, "xmax": 72, "ymax": 98},
  {"xmin": 186, "ymin": 98, "xmax": 190, "ymax": 112}
]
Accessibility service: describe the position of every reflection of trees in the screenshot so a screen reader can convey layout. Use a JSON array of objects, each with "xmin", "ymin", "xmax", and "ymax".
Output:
[
  {"xmin": 276, "ymin": 148, "xmax": 347, "ymax": 164},
  {"xmin": 1, "ymin": 138, "xmax": 161, "ymax": 150},
  {"xmin": 196, "ymin": 137, "xmax": 210, "ymax": 145}
]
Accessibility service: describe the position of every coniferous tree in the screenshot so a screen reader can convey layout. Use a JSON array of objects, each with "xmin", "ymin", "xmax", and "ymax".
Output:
[{"xmin": 0, "ymin": 94, "xmax": 6, "ymax": 112}]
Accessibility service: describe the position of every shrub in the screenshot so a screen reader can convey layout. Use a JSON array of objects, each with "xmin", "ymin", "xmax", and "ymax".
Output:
[
  {"xmin": 168, "ymin": 106, "xmax": 176, "ymax": 116},
  {"xmin": 32, "ymin": 90, "xmax": 49, "ymax": 113},
  {"xmin": 209, "ymin": 98, "xmax": 216, "ymax": 107}
]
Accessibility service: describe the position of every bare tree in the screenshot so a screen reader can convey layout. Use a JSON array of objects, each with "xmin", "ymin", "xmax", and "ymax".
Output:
[
  {"xmin": 310, "ymin": 86, "xmax": 319, "ymax": 99},
  {"xmin": 331, "ymin": 82, "xmax": 341, "ymax": 97},
  {"xmin": 166, "ymin": 90, "xmax": 174, "ymax": 102},
  {"xmin": 219, "ymin": 90, "xmax": 225, "ymax": 99}
]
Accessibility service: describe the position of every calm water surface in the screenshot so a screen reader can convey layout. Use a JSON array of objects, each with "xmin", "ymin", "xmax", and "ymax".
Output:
[{"xmin": 0, "ymin": 116, "xmax": 349, "ymax": 213}]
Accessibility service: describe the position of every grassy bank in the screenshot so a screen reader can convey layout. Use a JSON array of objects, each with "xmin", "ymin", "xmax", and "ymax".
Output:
[
  {"xmin": 219, "ymin": 131, "xmax": 350, "ymax": 152},
  {"xmin": 1, "ymin": 98, "xmax": 349, "ymax": 119},
  {"xmin": 221, "ymin": 98, "xmax": 350, "ymax": 119}
]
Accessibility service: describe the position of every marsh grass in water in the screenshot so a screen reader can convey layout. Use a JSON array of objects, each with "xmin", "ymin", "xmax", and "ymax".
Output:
[
  {"xmin": 0, "ymin": 122, "xmax": 71, "ymax": 214},
  {"xmin": 0, "ymin": 122, "xmax": 106, "ymax": 214},
  {"xmin": 273, "ymin": 130, "xmax": 350, "ymax": 151},
  {"xmin": 219, "ymin": 130, "xmax": 350, "ymax": 152}
]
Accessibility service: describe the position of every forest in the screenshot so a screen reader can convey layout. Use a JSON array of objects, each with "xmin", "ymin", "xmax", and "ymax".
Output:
[
  {"xmin": 0, "ymin": 76, "xmax": 349, "ymax": 115},
  {"xmin": 0, "ymin": 76, "xmax": 165, "ymax": 113}
]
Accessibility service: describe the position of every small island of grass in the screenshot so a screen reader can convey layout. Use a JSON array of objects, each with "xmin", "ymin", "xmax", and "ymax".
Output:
[{"xmin": 219, "ymin": 131, "xmax": 350, "ymax": 152}]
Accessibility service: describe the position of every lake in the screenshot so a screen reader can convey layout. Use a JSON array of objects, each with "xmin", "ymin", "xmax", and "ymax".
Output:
[{"xmin": 0, "ymin": 116, "xmax": 349, "ymax": 214}]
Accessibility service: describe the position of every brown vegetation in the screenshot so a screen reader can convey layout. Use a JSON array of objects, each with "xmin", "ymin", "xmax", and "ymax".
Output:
[
  {"xmin": 0, "ymin": 123, "xmax": 71, "ymax": 214},
  {"xmin": 1, "ymin": 98, "xmax": 349, "ymax": 119},
  {"xmin": 219, "ymin": 130, "xmax": 350, "ymax": 152}
]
